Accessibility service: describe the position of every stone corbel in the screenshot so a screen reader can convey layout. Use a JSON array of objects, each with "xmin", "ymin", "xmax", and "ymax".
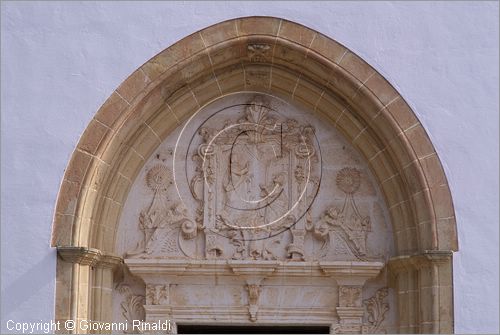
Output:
[
  {"xmin": 229, "ymin": 260, "xmax": 279, "ymax": 322},
  {"xmin": 246, "ymin": 284, "xmax": 261, "ymax": 322}
]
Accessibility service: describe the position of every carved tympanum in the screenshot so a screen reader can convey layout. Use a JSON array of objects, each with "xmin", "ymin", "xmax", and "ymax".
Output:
[{"xmin": 123, "ymin": 97, "xmax": 383, "ymax": 263}]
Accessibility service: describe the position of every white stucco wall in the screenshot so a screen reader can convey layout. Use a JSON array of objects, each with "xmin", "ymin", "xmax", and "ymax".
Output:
[{"xmin": 1, "ymin": 1, "xmax": 498, "ymax": 333}]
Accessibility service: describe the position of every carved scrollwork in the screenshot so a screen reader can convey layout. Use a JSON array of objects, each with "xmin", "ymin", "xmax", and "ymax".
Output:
[
  {"xmin": 116, "ymin": 284, "xmax": 145, "ymax": 333},
  {"xmin": 363, "ymin": 287, "xmax": 389, "ymax": 333}
]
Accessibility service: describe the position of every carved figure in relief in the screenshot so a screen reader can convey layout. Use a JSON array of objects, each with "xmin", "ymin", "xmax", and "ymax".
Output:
[
  {"xmin": 125, "ymin": 162, "xmax": 199, "ymax": 259},
  {"xmin": 308, "ymin": 167, "xmax": 371, "ymax": 260}
]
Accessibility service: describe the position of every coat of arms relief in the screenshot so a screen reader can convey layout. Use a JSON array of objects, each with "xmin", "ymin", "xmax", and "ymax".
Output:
[{"xmin": 116, "ymin": 95, "xmax": 393, "ymax": 333}]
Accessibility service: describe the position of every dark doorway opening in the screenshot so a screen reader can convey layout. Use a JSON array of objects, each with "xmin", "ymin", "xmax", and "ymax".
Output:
[{"xmin": 177, "ymin": 325, "xmax": 330, "ymax": 334}]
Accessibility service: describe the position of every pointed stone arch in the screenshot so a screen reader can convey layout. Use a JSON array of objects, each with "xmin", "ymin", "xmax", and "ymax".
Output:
[{"xmin": 52, "ymin": 17, "xmax": 457, "ymax": 333}]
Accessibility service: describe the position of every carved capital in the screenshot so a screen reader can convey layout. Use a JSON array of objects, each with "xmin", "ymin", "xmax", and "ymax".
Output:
[
  {"xmin": 57, "ymin": 246, "xmax": 123, "ymax": 269},
  {"xmin": 388, "ymin": 250, "xmax": 453, "ymax": 273},
  {"xmin": 57, "ymin": 246, "xmax": 101, "ymax": 266}
]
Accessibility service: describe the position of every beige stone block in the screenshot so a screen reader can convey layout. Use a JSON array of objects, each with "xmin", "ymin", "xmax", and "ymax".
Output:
[
  {"xmin": 430, "ymin": 183, "xmax": 455, "ymax": 219},
  {"xmin": 146, "ymin": 106, "xmax": 180, "ymax": 141},
  {"xmin": 168, "ymin": 88, "xmax": 200, "ymax": 124},
  {"xmin": 77, "ymin": 119, "xmax": 109, "ymax": 156},
  {"xmin": 387, "ymin": 98, "xmax": 419, "ymax": 131},
  {"xmin": 269, "ymin": 68, "xmax": 298, "ymax": 100},
  {"xmin": 402, "ymin": 160, "xmax": 425, "ymax": 196},
  {"xmin": 214, "ymin": 63, "xmax": 245, "ymax": 94},
  {"xmin": 352, "ymin": 84, "xmax": 385, "ymax": 119},
  {"xmin": 371, "ymin": 154, "xmax": 397, "ymax": 187},
  {"xmin": 236, "ymin": 17, "xmax": 281, "ymax": 36},
  {"xmin": 165, "ymin": 32, "xmax": 206, "ymax": 64},
  {"xmin": 387, "ymin": 136, "xmax": 413, "ymax": 170},
  {"xmin": 75, "ymin": 217, "xmax": 93, "ymax": 247},
  {"xmin": 273, "ymin": 41, "xmax": 307, "ymax": 70},
  {"xmin": 301, "ymin": 53, "xmax": 334, "ymax": 86},
  {"xmin": 118, "ymin": 147, "xmax": 146, "ymax": 182},
  {"xmin": 94, "ymin": 92, "xmax": 129, "ymax": 129},
  {"xmin": 326, "ymin": 64, "xmax": 363, "ymax": 101},
  {"xmin": 404, "ymin": 124, "xmax": 436, "ymax": 159},
  {"xmin": 208, "ymin": 41, "xmax": 245, "ymax": 68},
  {"xmin": 131, "ymin": 126, "xmax": 161, "ymax": 161},
  {"xmin": 339, "ymin": 52, "xmax": 374, "ymax": 83},
  {"xmin": 389, "ymin": 202, "xmax": 411, "ymax": 233},
  {"xmin": 314, "ymin": 91, "xmax": 344, "ymax": 122},
  {"xmin": 116, "ymin": 69, "xmax": 151, "ymax": 104},
  {"xmin": 381, "ymin": 175, "xmax": 406, "ymax": 208},
  {"xmin": 88, "ymin": 159, "xmax": 110, "ymax": 192},
  {"xmin": 65, "ymin": 150, "xmax": 93, "ymax": 184},
  {"xmin": 192, "ymin": 76, "xmax": 223, "ymax": 108},
  {"xmin": 370, "ymin": 111, "xmax": 399, "ymax": 146},
  {"xmin": 52, "ymin": 214, "xmax": 75, "ymax": 246},
  {"xmin": 201, "ymin": 20, "xmax": 239, "ymax": 46},
  {"xmin": 243, "ymin": 64, "xmax": 272, "ymax": 91},
  {"xmin": 278, "ymin": 19, "xmax": 316, "ymax": 47},
  {"xmin": 310, "ymin": 33, "xmax": 346, "ymax": 64},
  {"xmin": 420, "ymin": 153, "xmax": 447, "ymax": 188},
  {"xmin": 79, "ymin": 186, "xmax": 100, "ymax": 220},
  {"xmin": 437, "ymin": 217, "xmax": 458, "ymax": 251},
  {"xmin": 293, "ymin": 78, "xmax": 323, "ymax": 110},
  {"xmin": 179, "ymin": 52, "xmax": 213, "ymax": 83},
  {"xmin": 418, "ymin": 221, "xmax": 434, "ymax": 251},
  {"xmin": 336, "ymin": 111, "xmax": 365, "ymax": 142},
  {"xmin": 55, "ymin": 179, "xmax": 82, "ymax": 216},
  {"xmin": 364, "ymin": 72, "xmax": 399, "ymax": 107},
  {"xmin": 354, "ymin": 131, "xmax": 384, "ymax": 163},
  {"xmin": 412, "ymin": 189, "xmax": 433, "ymax": 223}
]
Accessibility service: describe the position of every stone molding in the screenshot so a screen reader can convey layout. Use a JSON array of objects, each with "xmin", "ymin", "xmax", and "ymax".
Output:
[
  {"xmin": 57, "ymin": 246, "xmax": 123, "ymax": 268},
  {"xmin": 388, "ymin": 250, "xmax": 453, "ymax": 273}
]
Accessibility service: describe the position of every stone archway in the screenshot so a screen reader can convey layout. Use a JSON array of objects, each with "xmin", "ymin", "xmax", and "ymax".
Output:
[{"xmin": 51, "ymin": 17, "xmax": 457, "ymax": 333}]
